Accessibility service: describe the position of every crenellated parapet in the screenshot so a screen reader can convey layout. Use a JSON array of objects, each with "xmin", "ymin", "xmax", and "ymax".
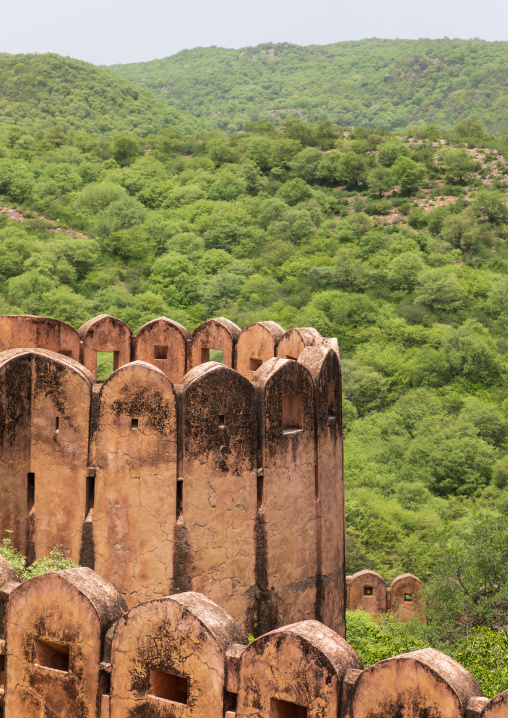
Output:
[
  {"xmin": 0, "ymin": 567, "xmax": 504, "ymax": 718},
  {"xmin": 346, "ymin": 570, "xmax": 426, "ymax": 621},
  {"xmin": 0, "ymin": 314, "xmax": 344, "ymax": 637}
]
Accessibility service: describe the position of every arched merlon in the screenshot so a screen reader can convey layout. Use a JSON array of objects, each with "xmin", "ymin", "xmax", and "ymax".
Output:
[
  {"xmin": 346, "ymin": 648, "xmax": 483, "ymax": 718},
  {"xmin": 4, "ymin": 567, "xmax": 126, "ymax": 718},
  {"xmin": 109, "ymin": 591, "xmax": 246, "ymax": 718},
  {"xmin": 389, "ymin": 572, "xmax": 426, "ymax": 621},
  {"xmin": 135, "ymin": 316, "xmax": 190, "ymax": 383},
  {"xmin": 0, "ymin": 314, "xmax": 80, "ymax": 361},
  {"xmin": 251, "ymin": 358, "xmax": 317, "ymax": 630},
  {"xmin": 299, "ymin": 345, "xmax": 344, "ymax": 636},
  {"xmin": 276, "ymin": 326, "xmax": 323, "ymax": 360},
  {"xmin": 346, "ymin": 570, "xmax": 387, "ymax": 614},
  {"xmin": 92, "ymin": 361, "xmax": 177, "ymax": 607},
  {"xmin": 176, "ymin": 362, "xmax": 257, "ymax": 630},
  {"xmin": 236, "ymin": 321, "xmax": 284, "ymax": 379},
  {"xmin": 0, "ymin": 349, "xmax": 93, "ymax": 562},
  {"xmin": 78, "ymin": 314, "xmax": 133, "ymax": 380},
  {"xmin": 237, "ymin": 620, "xmax": 363, "ymax": 717},
  {"xmin": 190, "ymin": 317, "xmax": 241, "ymax": 369}
]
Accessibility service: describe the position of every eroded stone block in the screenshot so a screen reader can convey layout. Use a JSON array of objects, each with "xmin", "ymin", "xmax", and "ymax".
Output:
[
  {"xmin": 135, "ymin": 316, "xmax": 190, "ymax": 383},
  {"xmin": 347, "ymin": 647, "xmax": 483, "ymax": 718},
  {"xmin": 236, "ymin": 321, "xmax": 284, "ymax": 379},
  {"xmin": 252, "ymin": 359, "xmax": 317, "ymax": 632},
  {"xmin": 346, "ymin": 570, "xmax": 387, "ymax": 614},
  {"xmin": 78, "ymin": 314, "xmax": 132, "ymax": 380},
  {"xmin": 4, "ymin": 567, "xmax": 126, "ymax": 718},
  {"xmin": 92, "ymin": 361, "xmax": 177, "ymax": 607},
  {"xmin": 109, "ymin": 592, "xmax": 246, "ymax": 718},
  {"xmin": 237, "ymin": 620, "xmax": 363, "ymax": 717},
  {"xmin": 190, "ymin": 317, "xmax": 241, "ymax": 369},
  {"xmin": 177, "ymin": 362, "xmax": 257, "ymax": 630}
]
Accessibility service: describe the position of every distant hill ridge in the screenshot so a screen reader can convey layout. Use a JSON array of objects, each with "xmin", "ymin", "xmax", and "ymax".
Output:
[
  {"xmin": 108, "ymin": 38, "xmax": 508, "ymax": 133},
  {"xmin": 0, "ymin": 52, "xmax": 198, "ymax": 136}
]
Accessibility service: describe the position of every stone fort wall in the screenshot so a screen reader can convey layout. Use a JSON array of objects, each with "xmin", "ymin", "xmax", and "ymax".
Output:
[
  {"xmin": 346, "ymin": 570, "xmax": 426, "ymax": 622},
  {"xmin": 0, "ymin": 314, "xmax": 345, "ymax": 638},
  {"xmin": 0, "ymin": 565, "xmax": 505, "ymax": 718}
]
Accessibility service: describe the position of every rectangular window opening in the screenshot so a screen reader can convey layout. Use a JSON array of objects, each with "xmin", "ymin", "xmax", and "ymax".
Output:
[
  {"xmin": 97, "ymin": 352, "xmax": 115, "ymax": 382},
  {"xmin": 86, "ymin": 475, "xmax": 95, "ymax": 515},
  {"xmin": 364, "ymin": 586, "xmax": 373, "ymax": 596},
  {"xmin": 404, "ymin": 593, "xmax": 413, "ymax": 602},
  {"xmin": 0, "ymin": 654, "xmax": 5, "ymax": 689},
  {"xmin": 327, "ymin": 380, "xmax": 337, "ymax": 420},
  {"xmin": 34, "ymin": 638, "xmax": 70, "ymax": 673},
  {"xmin": 176, "ymin": 478, "xmax": 183, "ymax": 517},
  {"xmin": 282, "ymin": 393, "xmax": 303, "ymax": 434},
  {"xmin": 271, "ymin": 697, "xmax": 308, "ymax": 718},
  {"xmin": 209, "ymin": 349, "xmax": 224, "ymax": 363},
  {"xmin": 149, "ymin": 669, "xmax": 188, "ymax": 704},
  {"xmin": 27, "ymin": 472, "xmax": 35, "ymax": 513},
  {"xmin": 154, "ymin": 345, "xmax": 168, "ymax": 360},
  {"xmin": 201, "ymin": 347, "xmax": 210, "ymax": 363},
  {"xmin": 55, "ymin": 416, "xmax": 60, "ymax": 433},
  {"xmin": 218, "ymin": 414, "xmax": 226, "ymax": 428},
  {"xmin": 249, "ymin": 357, "xmax": 262, "ymax": 372},
  {"xmin": 131, "ymin": 417, "xmax": 139, "ymax": 430},
  {"xmin": 257, "ymin": 474, "xmax": 264, "ymax": 509}
]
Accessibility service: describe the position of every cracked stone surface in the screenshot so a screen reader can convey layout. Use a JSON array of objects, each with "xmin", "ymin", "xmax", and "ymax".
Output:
[
  {"xmin": 93, "ymin": 361, "xmax": 177, "ymax": 608},
  {"xmin": 4, "ymin": 567, "xmax": 125, "ymax": 718},
  {"xmin": 110, "ymin": 591, "xmax": 246, "ymax": 718},
  {"xmin": 236, "ymin": 620, "xmax": 363, "ymax": 717}
]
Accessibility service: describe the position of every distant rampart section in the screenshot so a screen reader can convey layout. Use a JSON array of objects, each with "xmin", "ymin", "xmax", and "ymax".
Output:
[
  {"xmin": 346, "ymin": 570, "xmax": 426, "ymax": 622},
  {"xmin": 0, "ymin": 567, "xmax": 503, "ymax": 718},
  {"xmin": 0, "ymin": 314, "xmax": 344, "ymax": 638}
]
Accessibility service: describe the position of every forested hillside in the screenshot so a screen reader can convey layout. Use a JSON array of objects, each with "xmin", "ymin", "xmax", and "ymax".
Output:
[
  {"xmin": 108, "ymin": 39, "xmax": 508, "ymax": 132},
  {"xmin": 1, "ymin": 107, "xmax": 508, "ymax": 581},
  {"xmin": 1, "ymin": 51, "xmax": 508, "ymax": 684},
  {"xmin": 0, "ymin": 53, "xmax": 198, "ymax": 136}
]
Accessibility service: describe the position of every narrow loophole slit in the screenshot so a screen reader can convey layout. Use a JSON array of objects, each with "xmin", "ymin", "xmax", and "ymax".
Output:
[
  {"xmin": 27, "ymin": 473, "xmax": 35, "ymax": 513},
  {"xmin": 257, "ymin": 474, "xmax": 264, "ymax": 509},
  {"xmin": 176, "ymin": 478, "xmax": 183, "ymax": 516},
  {"xmin": 86, "ymin": 475, "xmax": 95, "ymax": 515}
]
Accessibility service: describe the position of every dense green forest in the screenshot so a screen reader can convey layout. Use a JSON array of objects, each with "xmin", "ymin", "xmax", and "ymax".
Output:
[
  {"xmin": 108, "ymin": 39, "xmax": 508, "ymax": 133},
  {"xmin": 0, "ymin": 53, "xmax": 198, "ymax": 136},
  {"xmin": 1, "ymin": 50, "xmax": 508, "ymax": 690}
]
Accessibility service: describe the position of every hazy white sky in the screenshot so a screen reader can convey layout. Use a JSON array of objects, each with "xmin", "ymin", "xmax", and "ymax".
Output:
[{"xmin": 2, "ymin": 0, "xmax": 507, "ymax": 66}]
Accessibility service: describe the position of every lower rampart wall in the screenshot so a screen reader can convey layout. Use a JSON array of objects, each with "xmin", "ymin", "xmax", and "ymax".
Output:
[{"xmin": 0, "ymin": 566, "xmax": 504, "ymax": 718}]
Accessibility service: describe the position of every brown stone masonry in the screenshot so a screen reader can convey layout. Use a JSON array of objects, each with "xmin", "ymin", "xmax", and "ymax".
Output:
[
  {"xmin": 0, "ymin": 315, "xmax": 344, "ymax": 638},
  {"xmin": 346, "ymin": 570, "xmax": 426, "ymax": 621},
  {"xmin": 0, "ymin": 566, "xmax": 504, "ymax": 718}
]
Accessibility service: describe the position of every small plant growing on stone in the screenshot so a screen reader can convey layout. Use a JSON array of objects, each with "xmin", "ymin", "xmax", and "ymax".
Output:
[{"xmin": 0, "ymin": 534, "xmax": 77, "ymax": 581}]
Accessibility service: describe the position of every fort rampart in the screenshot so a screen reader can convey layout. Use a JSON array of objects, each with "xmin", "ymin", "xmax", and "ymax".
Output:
[
  {"xmin": 0, "ymin": 314, "xmax": 345, "ymax": 638},
  {"xmin": 0, "ymin": 566, "xmax": 505, "ymax": 718},
  {"xmin": 346, "ymin": 570, "xmax": 426, "ymax": 621}
]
